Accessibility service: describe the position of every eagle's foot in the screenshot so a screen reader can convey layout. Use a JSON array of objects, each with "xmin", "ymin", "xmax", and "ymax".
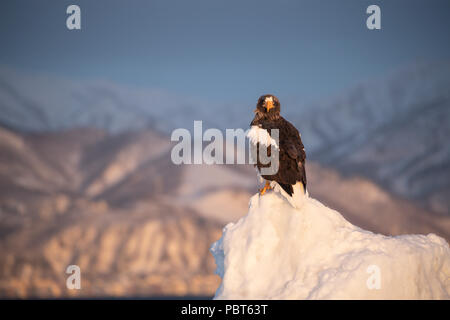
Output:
[{"xmin": 259, "ymin": 181, "xmax": 272, "ymax": 196}]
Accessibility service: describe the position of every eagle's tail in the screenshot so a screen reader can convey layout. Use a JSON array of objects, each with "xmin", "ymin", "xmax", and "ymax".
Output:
[
  {"xmin": 278, "ymin": 182, "xmax": 306, "ymax": 196},
  {"xmin": 270, "ymin": 181, "xmax": 308, "ymax": 209},
  {"xmin": 278, "ymin": 183, "xmax": 293, "ymax": 196}
]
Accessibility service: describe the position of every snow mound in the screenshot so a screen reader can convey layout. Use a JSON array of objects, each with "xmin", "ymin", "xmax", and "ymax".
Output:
[{"xmin": 210, "ymin": 191, "xmax": 450, "ymax": 299}]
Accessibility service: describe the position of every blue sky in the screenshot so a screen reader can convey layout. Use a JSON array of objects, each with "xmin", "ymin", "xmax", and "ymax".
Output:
[{"xmin": 1, "ymin": 0, "xmax": 450, "ymax": 108}]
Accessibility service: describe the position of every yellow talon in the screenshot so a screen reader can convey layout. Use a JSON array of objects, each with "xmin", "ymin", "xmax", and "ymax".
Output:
[{"xmin": 259, "ymin": 181, "xmax": 272, "ymax": 196}]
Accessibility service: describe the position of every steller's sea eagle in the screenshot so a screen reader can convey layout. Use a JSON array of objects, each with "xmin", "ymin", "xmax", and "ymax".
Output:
[{"xmin": 248, "ymin": 94, "xmax": 307, "ymax": 198}]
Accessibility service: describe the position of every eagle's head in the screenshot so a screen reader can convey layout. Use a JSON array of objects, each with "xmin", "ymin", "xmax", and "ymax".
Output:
[{"xmin": 253, "ymin": 94, "xmax": 281, "ymax": 122}]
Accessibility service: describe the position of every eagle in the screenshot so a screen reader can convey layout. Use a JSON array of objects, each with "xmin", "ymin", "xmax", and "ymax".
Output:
[{"xmin": 248, "ymin": 94, "xmax": 307, "ymax": 199}]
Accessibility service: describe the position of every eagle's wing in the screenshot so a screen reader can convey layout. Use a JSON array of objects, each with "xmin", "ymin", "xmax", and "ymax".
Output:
[
  {"xmin": 278, "ymin": 119, "xmax": 307, "ymax": 190},
  {"xmin": 282, "ymin": 120, "xmax": 306, "ymax": 162},
  {"xmin": 253, "ymin": 118, "xmax": 307, "ymax": 195}
]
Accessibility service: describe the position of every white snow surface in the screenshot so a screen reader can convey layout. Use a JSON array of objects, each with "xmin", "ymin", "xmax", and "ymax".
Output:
[{"xmin": 210, "ymin": 191, "xmax": 450, "ymax": 299}]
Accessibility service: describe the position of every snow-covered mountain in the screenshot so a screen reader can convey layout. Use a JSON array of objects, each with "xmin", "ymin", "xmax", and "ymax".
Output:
[
  {"xmin": 0, "ymin": 66, "xmax": 244, "ymax": 133},
  {"xmin": 0, "ymin": 60, "xmax": 449, "ymax": 216},
  {"xmin": 1, "ymin": 126, "xmax": 448, "ymax": 298},
  {"xmin": 293, "ymin": 61, "xmax": 450, "ymax": 215}
]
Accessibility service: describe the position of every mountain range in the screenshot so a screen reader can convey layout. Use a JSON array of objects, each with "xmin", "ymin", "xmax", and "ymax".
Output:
[
  {"xmin": 1, "ymin": 61, "xmax": 449, "ymax": 215},
  {"xmin": 0, "ymin": 125, "xmax": 449, "ymax": 297},
  {"xmin": 294, "ymin": 60, "xmax": 450, "ymax": 215},
  {"xmin": 0, "ymin": 61, "xmax": 449, "ymax": 297}
]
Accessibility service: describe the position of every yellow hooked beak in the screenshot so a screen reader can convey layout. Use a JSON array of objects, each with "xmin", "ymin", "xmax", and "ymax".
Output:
[{"xmin": 265, "ymin": 100, "xmax": 274, "ymax": 112}]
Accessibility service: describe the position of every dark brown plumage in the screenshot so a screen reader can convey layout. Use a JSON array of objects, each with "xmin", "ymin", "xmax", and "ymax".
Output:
[{"xmin": 250, "ymin": 94, "xmax": 306, "ymax": 196}]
